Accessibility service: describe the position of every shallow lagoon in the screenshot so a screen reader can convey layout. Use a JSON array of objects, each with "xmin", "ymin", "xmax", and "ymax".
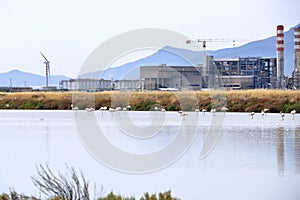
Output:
[{"xmin": 0, "ymin": 110, "xmax": 300, "ymax": 199}]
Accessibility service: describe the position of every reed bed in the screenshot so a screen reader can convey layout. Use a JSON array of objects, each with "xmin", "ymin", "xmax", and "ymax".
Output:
[{"xmin": 1, "ymin": 90, "xmax": 300, "ymax": 112}]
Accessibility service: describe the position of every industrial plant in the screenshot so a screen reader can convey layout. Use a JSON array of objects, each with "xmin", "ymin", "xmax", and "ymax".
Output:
[
  {"xmin": 56, "ymin": 25, "xmax": 300, "ymax": 91},
  {"xmin": 2, "ymin": 25, "xmax": 300, "ymax": 92}
]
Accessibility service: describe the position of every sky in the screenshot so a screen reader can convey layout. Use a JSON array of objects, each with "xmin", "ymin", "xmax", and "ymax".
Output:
[{"xmin": 0, "ymin": 0, "xmax": 299, "ymax": 78}]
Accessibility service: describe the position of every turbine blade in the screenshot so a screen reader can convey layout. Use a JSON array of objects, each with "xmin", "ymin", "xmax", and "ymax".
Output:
[{"xmin": 40, "ymin": 52, "xmax": 50, "ymax": 63}]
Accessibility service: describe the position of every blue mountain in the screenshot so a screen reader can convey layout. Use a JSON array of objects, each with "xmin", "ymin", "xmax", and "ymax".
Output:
[
  {"xmin": 81, "ymin": 23, "xmax": 299, "ymax": 80},
  {"xmin": 79, "ymin": 46, "xmax": 203, "ymax": 80},
  {"xmin": 0, "ymin": 70, "xmax": 70, "ymax": 87}
]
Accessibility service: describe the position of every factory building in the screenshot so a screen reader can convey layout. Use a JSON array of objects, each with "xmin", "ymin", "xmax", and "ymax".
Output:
[
  {"xmin": 114, "ymin": 79, "xmax": 141, "ymax": 90},
  {"xmin": 140, "ymin": 65, "xmax": 203, "ymax": 90},
  {"xmin": 59, "ymin": 79, "xmax": 112, "ymax": 91},
  {"xmin": 0, "ymin": 87, "xmax": 33, "ymax": 92},
  {"xmin": 140, "ymin": 57, "xmax": 277, "ymax": 90},
  {"xmin": 59, "ymin": 78, "xmax": 140, "ymax": 91},
  {"xmin": 212, "ymin": 57, "xmax": 277, "ymax": 89}
]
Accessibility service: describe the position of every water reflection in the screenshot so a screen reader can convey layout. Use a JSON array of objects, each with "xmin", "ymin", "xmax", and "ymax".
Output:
[
  {"xmin": 276, "ymin": 126, "xmax": 300, "ymax": 176},
  {"xmin": 295, "ymin": 126, "xmax": 300, "ymax": 175},
  {"xmin": 2, "ymin": 111, "xmax": 300, "ymax": 199},
  {"xmin": 276, "ymin": 127, "xmax": 284, "ymax": 176}
]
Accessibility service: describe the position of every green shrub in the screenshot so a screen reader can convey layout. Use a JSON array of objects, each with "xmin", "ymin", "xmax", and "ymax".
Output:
[
  {"xmin": 282, "ymin": 102, "xmax": 300, "ymax": 113},
  {"xmin": 98, "ymin": 191, "xmax": 135, "ymax": 200},
  {"xmin": 0, "ymin": 193, "xmax": 9, "ymax": 200},
  {"xmin": 131, "ymin": 100, "xmax": 157, "ymax": 111},
  {"xmin": 19, "ymin": 100, "xmax": 45, "ymax": 109},
  {"xmin": 166, "ymin": 104, "xmax": 178, "ymax": 111}
]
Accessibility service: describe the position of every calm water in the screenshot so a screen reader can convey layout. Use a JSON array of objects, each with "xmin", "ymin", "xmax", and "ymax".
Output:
[{"xmin": 0, "ymin": 110, "xmax": 300, "ymax": 200}]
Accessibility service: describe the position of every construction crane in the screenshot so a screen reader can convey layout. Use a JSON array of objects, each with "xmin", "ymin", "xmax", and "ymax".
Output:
[
  {"xmin": 186, "ymin": 38, "xmax": 237, "ymax": 89},
  {"xmin": 40, "ymin": 52, "xmax": 50, "ymax": 90},
  {"xmin": 186, "ymin": 39, "xmax": 236, "ymax": 52}
]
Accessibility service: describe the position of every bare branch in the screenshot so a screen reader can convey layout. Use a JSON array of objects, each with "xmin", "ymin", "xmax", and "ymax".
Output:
[{"xmin": 31, "ymin": 164, "xmax": 90, "ymax": 200}]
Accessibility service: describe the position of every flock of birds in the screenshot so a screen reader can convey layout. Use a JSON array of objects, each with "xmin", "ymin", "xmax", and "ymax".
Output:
[
  {"xmin": 70, "ymin": 104, "xmax": 297, "ymax": 121},
  {"xmin": 249, "ymin": 109, "xmax": 297, "ymax": 120},
  {"xmin": 71, "ymin": 105, "xmax": 132, "ymax": 113}
]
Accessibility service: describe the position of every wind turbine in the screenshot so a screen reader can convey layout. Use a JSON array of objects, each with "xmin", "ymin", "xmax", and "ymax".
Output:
[{"xmin": 40, "ymin": 52, "xmax": 50, "ymax": 90}]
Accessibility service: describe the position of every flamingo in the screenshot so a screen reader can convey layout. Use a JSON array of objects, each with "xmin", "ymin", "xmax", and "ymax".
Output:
[
  {"xmin": 261, "ymin": 110, "xmax": 265, "ymax": 118},
  {"xmin": 291, "ymin": 110, "xmax": 296, "ymax": 120},
  {"xmin": 116, "ymin": 107, "xmax": 122, "ymax": 111},
  {"xmin": 195, "ymin": 108, "xmax": 200, "ymax": 116},
  {"xmin": 99, "ymin": 106, "xmax": 107, "ymax": 116},
  {"xmin": 178, "ymin": 110, "xmax": 187, "ymax": 119},
  {"xmin": 250, "ymin": 112, "xmax": 255, "ymax": 119},
  {"xmin": 72, "ymin": 106, "xmax": 79, "ymax": 111},
  {"xmin": 280, "ymin": 111, "xmax": 285, "ymax": 121},
  {"xmin": 221, "ymin": 107, "xmax": 229, "ymax": 115},
  {"xmin": 85, "ymin": 107, "xmax": 95, "ymax": 112},
  {"xmin": 181, "ymin": 113, "xmax": 187, "ymax": 120},
  {"xmin": 109, "ymin": 108, "xmax": 115, "ymax": 112}
]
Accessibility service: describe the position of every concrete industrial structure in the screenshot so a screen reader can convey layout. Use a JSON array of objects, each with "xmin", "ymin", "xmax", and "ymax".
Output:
[
  {"xmin": 140, "ymin": 65, "xmax": 203, "ymax": 90},
  {"xmin": 0, "ymin": 87, "xmax": 33, "ymax": 92},
  {"xmin": 212, "ymin": 57, "xmax": 277, "ymax": 89},
  {"xmin": 294, "ymin": 27, "xmax": 300, "ymax": 89},
  {"xmin": 140, "ymin": 57, "xmax": 277, "ymax": 90},
  {"xmin": 59, "ymin": 78, "xmax": 140, "ymax": 91}
]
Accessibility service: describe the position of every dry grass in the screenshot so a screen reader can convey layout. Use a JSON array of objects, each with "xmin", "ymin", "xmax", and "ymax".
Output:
[
  {"xmin": 1, "ymin": 90, "xmax": 300, "ymax": 112},
  {"xmin": 226, "ymin": 89, "xmax": 300, "ymax": 112}
]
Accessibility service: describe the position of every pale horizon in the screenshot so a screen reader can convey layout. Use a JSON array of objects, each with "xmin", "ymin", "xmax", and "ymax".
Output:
[{"xmin": 0, "ymin": 0, "xmax": 299, "ymax": 77}]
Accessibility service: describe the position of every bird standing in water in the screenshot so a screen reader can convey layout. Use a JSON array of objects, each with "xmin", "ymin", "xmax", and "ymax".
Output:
[{"xmin": 280, "ymin": 111, "xmax": 285, "ymax": 121}]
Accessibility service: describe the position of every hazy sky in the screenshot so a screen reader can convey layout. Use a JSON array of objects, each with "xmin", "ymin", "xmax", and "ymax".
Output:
[{"xmin": 0, "ymin": 0, "xmax": 299, "ymax": 77}]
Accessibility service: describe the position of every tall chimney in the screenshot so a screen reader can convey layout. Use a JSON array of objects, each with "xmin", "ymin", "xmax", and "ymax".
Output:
[
  {"xmin": 294, "ymin": 27, "xmax": 300, "ymax": 89},
  {"xmin": 276, "ymin": 25, "xmax": 284, "ymax": 89}
]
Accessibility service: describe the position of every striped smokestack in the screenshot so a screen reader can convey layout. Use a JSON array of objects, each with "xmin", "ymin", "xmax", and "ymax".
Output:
[
  {"xmin": 276, "ymin": 25, "xmax": 284, "ymax": 89},
  {"xmin": 294, "ymin": 27, "xmax": 300, "ymax": 65},
  {"xmin": 294, "ymin": 27, "xmax": 300, "ymax": 89}
]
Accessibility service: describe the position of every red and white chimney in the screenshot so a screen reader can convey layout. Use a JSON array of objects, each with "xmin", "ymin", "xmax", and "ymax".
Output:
[
  {"xmin": 294, "ymin": 27, "xmax": 300, "ymax": 62},
  {"xmin": 276, "ymin": 25, "xmax": 284, "ymax": 89},
  {"xmin": 294, "ymin": 27, "xmax": 300, "ymax": 89}
]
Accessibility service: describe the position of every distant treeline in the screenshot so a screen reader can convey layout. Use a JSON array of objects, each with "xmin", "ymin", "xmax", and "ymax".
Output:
[{"xmin": 0, "ymin": 90, "xmax": 300, "ymax": 113}]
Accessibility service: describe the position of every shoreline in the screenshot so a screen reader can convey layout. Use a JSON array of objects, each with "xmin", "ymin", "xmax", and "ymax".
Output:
[{"xmin": 0, "ymin": 90, "xmax": 300, "ymax": 113}]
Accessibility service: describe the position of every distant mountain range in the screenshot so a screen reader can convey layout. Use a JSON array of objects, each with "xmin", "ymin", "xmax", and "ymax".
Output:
[
  {"xmin": 79, "ymin": 46, "xmax": 204, "ymax": 80},
  {"xmin": 80, "ymin": 23, "xmax": 299, "ymax": 80},
  {"xmin": 0, "ymin": 70, "xmax": 69, "ymax": 87}
]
